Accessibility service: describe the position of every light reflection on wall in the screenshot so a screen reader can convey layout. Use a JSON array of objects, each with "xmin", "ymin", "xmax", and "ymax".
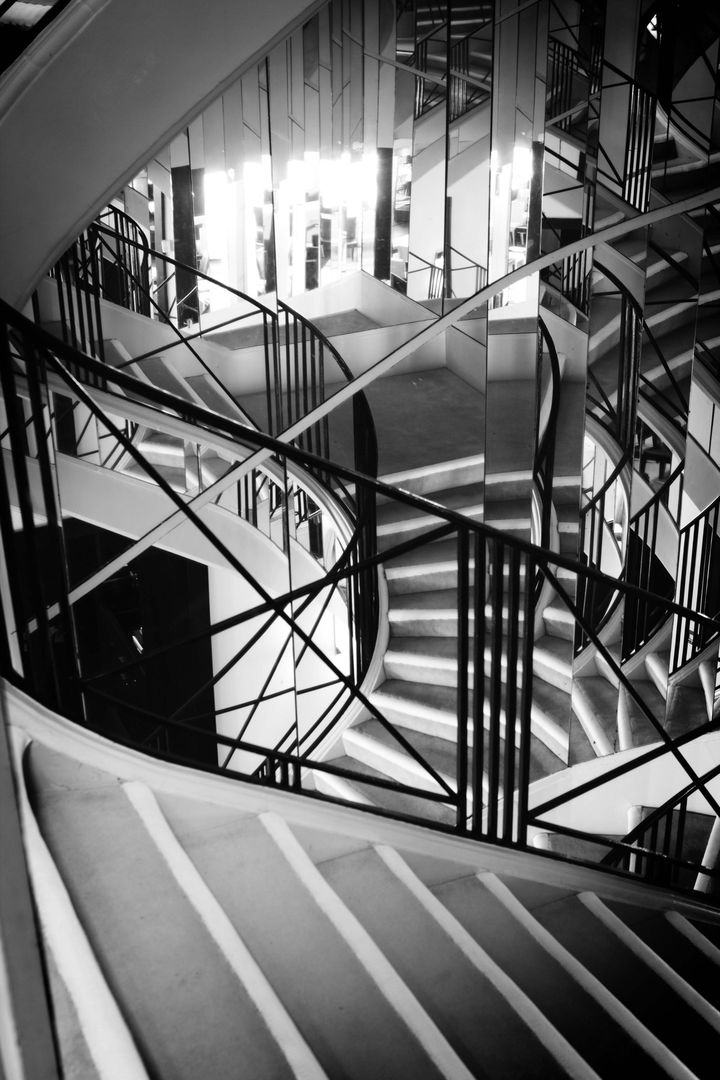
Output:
[
  {"xmin": 489, "ymin": 143, "xmax": 534, "ymax": 307},
  {"xmin": 273, "ymin": 151, "xmax": 378, "ymax": 298}
]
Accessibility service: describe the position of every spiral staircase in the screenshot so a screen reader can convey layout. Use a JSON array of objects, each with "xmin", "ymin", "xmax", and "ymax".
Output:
[{"xmin": 4, "ymin": 2, "xmax": 720, "ymax": 1079}]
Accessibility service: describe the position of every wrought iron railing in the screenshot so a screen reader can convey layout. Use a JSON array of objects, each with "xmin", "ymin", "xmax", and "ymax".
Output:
[{"xmin": 3, "ymin": 297, "xmax": 720, "ymax": 895}]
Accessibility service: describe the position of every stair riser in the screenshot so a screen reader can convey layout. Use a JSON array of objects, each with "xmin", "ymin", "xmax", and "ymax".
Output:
[{"xmin": 542, "ymin": 608, "xmax": 576, "ymax": 642}]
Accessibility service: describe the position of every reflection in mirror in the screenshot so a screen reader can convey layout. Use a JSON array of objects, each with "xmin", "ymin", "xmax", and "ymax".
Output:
[{"xmin": 666, "ymin": 201, "xmax": 720, "ymax": 737}]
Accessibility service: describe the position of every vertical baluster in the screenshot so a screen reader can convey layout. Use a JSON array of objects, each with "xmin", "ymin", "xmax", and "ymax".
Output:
[
  {"xmin": 672, "ymin": 803, "xmax": 686, "ymax": 887},
  {"xmin": 471, "ymin": 532, "xmax": 486, "ymax": 835},
  {"xmin": 516, "ymin": 550, "xmax": 535, "ymax": 847},
  {"xmin": 456, "ymin": 529, "xmax": 470, "ymax": 831},
  {"xmin": 502, "ymin": 546, "xmax": 521, "ymax": 843},
  {"xmin": 487, "ymin": 539, "xmax": 505, "ymax": 839}
]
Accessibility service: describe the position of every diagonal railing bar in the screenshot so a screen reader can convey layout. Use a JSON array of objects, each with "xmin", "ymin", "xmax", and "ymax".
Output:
[
  {"xmin": 118, "ymin": 308, "xmax": 272, "ymax": 369},
  {"xmin": 647, "ymin": 239, "xmax": 698, "ymax": 291},
  {"xmin": 217, "ymin": 576, "xmax": 350, "ymax": 770},
  {"xmin": 35, "ymin": 356, "xmax": 374, "ymax": 716},
  {"xmin": 638, "ymin": 376, "xmax": 688, "ymax": 431},
  {"xmin": 219, "ymin": 625, "xmax": 297, "ymax": 769},
  {"xmin": 642, "ymin": 320, "xmax": 690, "ymax": 414},
  {"xmin": 536, "ymin": 564, "xmax": 720, "ymax": 821}
]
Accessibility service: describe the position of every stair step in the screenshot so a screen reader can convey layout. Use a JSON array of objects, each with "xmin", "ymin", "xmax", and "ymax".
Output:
[
  {"xmin": 370, "ymin": 677, "xmax": 569, "ymax": 767},
  {"xmin": 432, "ymin": 872, "xmax": 674, "ymax": 1077},
  {"xmin": 532, "ymin": 831, "xmax": 622, "ymax": 863},
  {"xmin": 542, "ymin": 602, "xmax": 576, "ymax": 641},
  {"xmin": 533, "ymin": 635, "xmax": 574, "ymax": 693},
  {"xmin": 387, "ymin": 588, "xmax": 526, "ymax": 637},
  {"xmin": 376, "ymin": 481, "xmax": 483, "ymax": 528},
  {"xmin": 530, "ymin": 891, "xmax": 720, "ymax": 1078},
  {"xmin": 316, "ymin": 847, "xmax": 574, "ymax": 1079},
  {"xmin": 645, "ymin": 650, "xmax": 670, "ymax": 699},
  {"xmin": 609, "ymin": 903, "xmax": 720, "ymax": 1012},
  {"xmin": 617, "ymin": 680, "xmax": 666, "ymax": 750},
  {"xmin": 379, "ymin": 454, "xmax": 484, "ymax": 500},
  {"xmin": 160, "ymin": 801, "xmax": 456, "ymax": 1078},
  {"xmin": 343, "ymin": 720, "xmax": 457, "ymax": 798},
  {"xmin": 28, "ymin": 746, "xmax": 296, "ymax": 1080},
  {"xmin": 572, "ymin": 677, "xmax": 620, "ymax": 757}
]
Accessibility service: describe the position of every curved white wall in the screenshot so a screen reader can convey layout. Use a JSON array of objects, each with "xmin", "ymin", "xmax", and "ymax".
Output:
[{"xmin": 0, "ymin": 0, "xmax": 318, "ymax": 306}]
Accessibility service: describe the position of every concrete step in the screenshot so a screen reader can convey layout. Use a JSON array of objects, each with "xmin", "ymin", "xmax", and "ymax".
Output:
[
  {"xmin": 387, "ymin": 587, "xmax": 527, "ymax": 638},
  {"xmin": 27, "ymin": 746, "xmax": 299, "ymax": 1080},
  {"xmin": 527, "ymin": 891, "xmax": 720, "ymax": 1078},
  {"xmin": 432, "ymin": 873, "xmax": 677, "ymax": 1077},
  {"xmin": 572, "ymin": 676, "xmax": 620, "ymax": 757},
  {"xmin": 370, "ymin": 677, "xmax": 569, "ymax": 767},
  {"xmin": 315, "ymin": 846, "xmax": 574, "ymax": 1080},
  {"xmin": 542, "ymin": 601, "xmax": 576, "ymax": 641}
]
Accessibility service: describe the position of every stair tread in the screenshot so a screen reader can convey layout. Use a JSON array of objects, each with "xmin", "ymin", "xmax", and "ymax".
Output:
[
  {"xmin": 27, "ymin": 746, "xmax": 297, "ymax": 1080},
  {"xmin": 531, "ymin": 894, "xmax": 720, "ymax": 1077},
  {"xmin": 434, "ymin": 875, "xmax": 671, "ymax": 1077},
  {"xmin": 160, "ymin": 800, "xmax": 449, "ymax": 1078},
  {"xmin": 317, "ymin": 848, "xmax": 571, "ymax": 1079}
]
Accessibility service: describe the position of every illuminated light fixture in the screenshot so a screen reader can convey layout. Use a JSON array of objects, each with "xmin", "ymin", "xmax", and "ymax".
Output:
[{"xmin": 511, "ymin": 145, "xmax": 533, "ymax": 189}]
